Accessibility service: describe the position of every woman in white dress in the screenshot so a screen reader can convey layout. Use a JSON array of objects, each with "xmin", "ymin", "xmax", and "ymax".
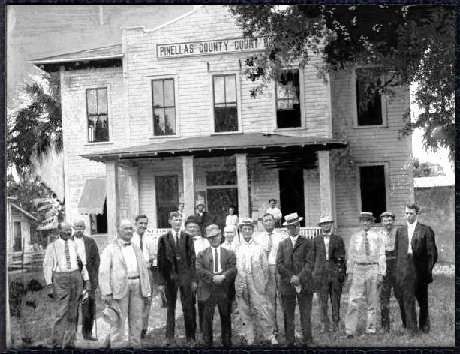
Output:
[{"xmin": 225, "ymin": 205, "xmax": 239, "ymax": 234}]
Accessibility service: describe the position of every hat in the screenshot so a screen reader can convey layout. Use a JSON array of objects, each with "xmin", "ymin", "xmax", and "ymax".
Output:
[
  {"xmin": 269, "ymin": 199, "xmax": 277, "ymax": 203},
  {"xmin": 102, "ymin": 306, "xmax": 121, "ymax": 328},
  {"xmin": 205, "ymin": 224, "xmax": 221, "ymax": 238},
  {"xmin": 224, "ymin": 225, "xmax": 236, "ymax": 233},
  {"xmin": 318, "ymin": 215, "xmax": 334, "ymax": 225},
  {"xmin": 184, "ymin": 215, "xmax": 200, "ymax": 226},
  {"xmin": 73, "ymin": 219, "xmax": 86, "ymax": 229},
  {"xmin": 283, "ymin": 212, "xmax": 303, "ymax": 226},
  {"xmin": 380, "ymin": 211, "xmax": 395, "ymax": 219},
  {"xmin": 238, "ymin": 217, "xmax": 256, "ymax": 228},
  {"xmin": 359, "ymin": 212, "xmax": 375, "ymax": 221}
]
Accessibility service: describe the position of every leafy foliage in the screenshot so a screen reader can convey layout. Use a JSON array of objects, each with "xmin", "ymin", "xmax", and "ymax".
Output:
[
  {"xmin": 7, "ymin": 72, "xmax": 62, "ymax": 177},
  {"xmin": 229, "ymin": 5, "xmax": 454, "ymax": 160}
]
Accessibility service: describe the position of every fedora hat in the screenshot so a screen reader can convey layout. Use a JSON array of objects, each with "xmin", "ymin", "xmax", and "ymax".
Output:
[
  {"xmin": 102, "ymin": 305, "xmax": 121, "ymax": 328},
  {"xmin": 283, "ymin": 212, "xmax": 303, "ymax": 226},
  {"xmin": 359, "ymin": 212, "xmax": 375, "ymax": 221},
  {"xmin": 318, "ymin": 215, "xmax": 334, "ymax": 225},
  {"xmin": 204, "ymin": 224, "xmax": 221, "ymax": 238}
]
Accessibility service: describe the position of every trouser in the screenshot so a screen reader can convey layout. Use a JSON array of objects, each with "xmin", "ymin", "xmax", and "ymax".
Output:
[
  {"xmin": 202, "ymin": 296, "xmax": 232, "ymax": 346},
  {"xmin": 142, "ymin": 267, "xmax": 161, "ymax": 332},
  {"xmin": 345, "ymin": 264, "xmax": 379, "ymax": 335},
  {"xmin": 266, "ymin": 265, "xmax": 280, "ymax": 336},
  {"xmin": 281, "ymin": 292, "xmax": 313, "ymax": 345},
  {"xmin": 165, "ymin": 280, "xmax": 196, "ymax": 341},
  {"xmin": 111, "ymin": 278, "xmax": 144, "ymax": 348},
  {"xmin": 197, "ymin": 299, "xmax": 205, "ymax": 333},
  {"xmin": 81, "ymin": 290, "xmax": 96, "ymax": 338},
  {"xmin": 51, "ymin": 270, "xmax": 82, "ymax": 348},
  {"xmin": 319, "ymin": 276, "xmax": 343, "ymax": 327},
  {"xmin": 380, "ymin": 257, "xmax": 402, "ymax": 331}
]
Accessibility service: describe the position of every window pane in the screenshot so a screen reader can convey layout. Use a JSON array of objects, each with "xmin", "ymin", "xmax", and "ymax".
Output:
[
  {"xmin": 277, "ymin": 106, "xmax": 301, "ymax": 128},
  {"xmin": 94, "ymin": 115, "xmax": 109, "ymax": 142},
  {"xmin": 356, "ymin": 69, "xmax": 383, "ymax": 125},
  {"xmin": 164, "ymin": 79, "xmax": 175, "ymax": 107},
  {"xmin": 206, "ymin": 171, "xmax": 237, "ymax": 186},
  {"xmin": 97, "ymin": 88, "xmax": 108, "ymax": 114},
  {"xmin": 277, "ymin": 99, "xmax": 291, "ymax": 110},
  {"xmin": 164, "ymin": 108, "xmax": 176, "ymax": 135},
  {"xmin": 87, "ymin": 89, "xmax": 97, "ymax": 114},
  {"xmin": 214, "ymin": 76, "xmax": 225, "ymax": 105},
  {"xmin": 215, "ymin": 106, "xmax": 238, "ymax": 132},
  {"xmin": 152, "ymin": 80, "xmax": 164, "ymax": 108},
  {"xmin": 225, "ymin": 75, "xmax": 236, "ymax": 103},
  {"xmin": 154, "ymin": 108, "xmax": 165, "ymax": 136}
]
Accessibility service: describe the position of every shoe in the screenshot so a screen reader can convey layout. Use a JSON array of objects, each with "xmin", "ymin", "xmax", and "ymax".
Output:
[
  {"xmin": 140, "ymin": 329, "xmax": 147, "ymax": 339},
  {"xmin": 346, "ymin": 334, "xmax": 354, "ymax": 339},
  {"xmin": 83, "ymin": 336, "xmax": 98, "ymax": 341}
]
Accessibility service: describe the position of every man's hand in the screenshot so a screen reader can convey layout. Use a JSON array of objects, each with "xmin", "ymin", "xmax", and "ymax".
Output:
[
  {"xmin": 102, "ymin": 294, "xmax": 113, "ymax": 306},
  {"xmin": 47, "ymin": 284, "xmax": 54, "ymax": 299},
  {"xmin": 158, "ymin": 285, "xmax": 166, "ymax": 294},
  {"xmin": 377, "ymin": 274, "xmax": 384, "ymax": 284},
  {"xmin": 191, "ymin": 281, "xmax": 198, "ymax": 292},
  {"xmin": 144, "ymin": 296, "xmax": 151, "ymax": 305},
  {"xmin": 84, "ymin": 281, "xmax": 91, "ymax": 292},
  {"xmin": 290, "ymin": 275, "xmax": 300, "ymax": 286}
]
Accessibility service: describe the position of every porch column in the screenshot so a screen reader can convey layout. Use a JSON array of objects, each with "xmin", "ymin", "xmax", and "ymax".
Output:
[
  {"xmin": 126, "ymin": 165, "xmax": 139, "ymax": 219},
  {"xmin": 318, "ymin": 151, "xmax": 336, "ymax": 221},
  {"xmin": 106, "ymin": 161, "xmax": 119, "ymax": 238},
  {"xmin": 182, "ymin": 156, "xmax": 195, "ymax": 218},
  {"xmin": 236, "ymin": 153, "xmax": 250, "ymax": 218}
]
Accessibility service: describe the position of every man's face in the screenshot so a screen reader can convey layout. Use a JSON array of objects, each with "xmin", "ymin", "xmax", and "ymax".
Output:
[
  {"xmin": 135, "ymin": 217, "xmax": 148, "ymax": 235},
  {"xmin": 241, "ymin": 226, "xmax": 254, "ymax": 241},
  {"xmin": 361, "ymin": 219, "xmax": 372, "ymax": 231},
  {"xmin": 269, "ymin": 201, "xmax": 276, "ymax": 208},
  {"xmin": 287, "ymin": 223, "xmax": 300, "ymax": 236},
  {"xmin": 382, "ymin": 216, "xmax": 394, "ymax": 230},
  {"xmin": 262, "ymin": 216, "xmax": 275, "ymax": 232},
  {"xmin": 208, "ymin": 234, "xmax": 222, "ymax": 248},
  {"xmin": 197, "ymin": 205, "xmax": 204, "ymax": 212},
  {"xmin": 224, "ymin": 231, "xmax": 235, "ymax": 242},
  {"xmin": 405, "ymin": 207, "xmax": 417, "ymax": 224},
  {"xmin": 73, "ymin": 225, "xmax": 85, "ymax": 237},
  {"xmin": 169, "ymin": 216, "xmax": 182, "ymax": 231},
  {"xmin": 119, "ymin": 224, "xmax": 134, "ymax": 242},
  {"xmin": 60, "ymin": 226, "xmax": 72, "ymax": 241},
  {"xmin": 186, "ymin": 222, "xmax": 200, "ymax": 237},
  {"xmin": 320, "ymin": 222, "xmax": 333, "ymax": 234}
]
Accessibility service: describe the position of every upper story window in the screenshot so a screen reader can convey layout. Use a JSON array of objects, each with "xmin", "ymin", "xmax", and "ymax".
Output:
[
  {"xmin": 86, "ymin": 88, "xmax": 109, "ymax": 143},
  {"xmin": 356, "ymin": 68, "xmax": 384, "ymax": 126},
  {"xmin": 276, "ymin": 69, "xmax": 301, "ymax": 128},
  {"xmin": 152, "ymin": 78, "xmax": 176, "ymax": 136},
  {"xmin": 213, "ymin": 74, "xmax": 238, "ymax": 132}
]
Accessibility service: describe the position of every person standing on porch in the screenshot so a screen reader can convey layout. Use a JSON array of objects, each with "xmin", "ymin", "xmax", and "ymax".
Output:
[
  {"xmin": 225, "ymin": 205, "xmax": 239, "ymax": 234},
  {"xmin": 195, "ymin": 202, "xmax": 215, "ymax": 236},
  {"xmin": 158, "ymin": 211, "xmax": 198, "ymax": 346},
  {"xmin": 254, "ymin": 213, "xmax": 287, "ymax": 344},
  {"xmin": 344, "ymin": 212, "xmax": 386, "ymax": 338},
  {"xmin": 266, "ymin": 199, "xmax": 282, "ymax": 228}
]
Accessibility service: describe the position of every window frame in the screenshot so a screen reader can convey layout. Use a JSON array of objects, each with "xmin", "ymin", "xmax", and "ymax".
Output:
[
  {"xmin": 151, "ymin": 76, "xmax": 179, "ymax": 138},
  {"xmin": 273, "ymin": 66, "xmax": 305, "ymax": 131},
  {"xmin": 356, "ymin": 162, "xmax": 390, "ymax": 219},
  {"xmin": 210, "ymin": 72, "xmax": 242, "ymax": 135},
  {"xmin": 352, "ymin": 67, "xmax": 388, "ymax": 128},
  {"xmin": 86, "ymin": 86, "xmax": 110, "ymax": 144}
]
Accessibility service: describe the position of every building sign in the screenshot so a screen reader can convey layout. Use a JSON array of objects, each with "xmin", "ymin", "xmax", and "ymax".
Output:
[{"xmin": 157, "ymin": 37, "xmax": 270, "ymax": 59}]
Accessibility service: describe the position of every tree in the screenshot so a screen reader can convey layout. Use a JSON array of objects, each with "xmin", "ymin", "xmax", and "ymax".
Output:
[
  {"xmin": 7, "ymin": 72, "xmax": 62, "ymax": 178},
  {"xmin": 229, "ymin": 5, "xmax": 455, "ymax": 160}
]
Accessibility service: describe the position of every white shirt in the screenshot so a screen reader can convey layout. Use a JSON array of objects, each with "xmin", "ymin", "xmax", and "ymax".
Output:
[
  {"xmin": 73, "ymin": 236, "xmax": 87, "ymax": 264},
  {"xmin": 407, "ymin": 221, "xmax": 417, "ymax": 255},
  {"xmin": 120, "ymin": 242, "xmax": 139, "ymax": 277},
  {"xmin": 254, "ymin": 229, "xmax": 287, "ymax": 265},
  {"xmin": 222, "ymin": 238, "xmax": 240, "ymax": 253},
  {"xmin": 323, "ymin": 234, "xmax": 330, "ymax": 261},
  {"xmin": 226, "ymin": 214, "xmax": 238, "ymax": 228},
  {"xmin": 132, "ymin": 230, "xmax": 159, "ymax": 266},
  {"xmin": 211, "ymin": 246, "xmax": 222, "ymax": 273},
  {"xmin": 194, "ymin": 236, "xmax": 209, "ymax": 256},
  {"xmin": 290, "ymin": 235, "xmax": 299, "ymax": 248},
  {"xmin": 266, "ymin": 207, "xmax": 282, "ymax": 221}
]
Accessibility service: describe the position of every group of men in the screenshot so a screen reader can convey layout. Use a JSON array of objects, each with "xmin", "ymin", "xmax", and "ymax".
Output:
[{"xmin": 43, "ymin": 202, "xmax": 437, "ymax": 348}]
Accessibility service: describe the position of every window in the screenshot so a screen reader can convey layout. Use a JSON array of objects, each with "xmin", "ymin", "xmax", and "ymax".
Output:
[
  {"xmin": 359, "ymin": 165, "xmax": 387, "ymax": 222},
  {"xmin": 90, "ymin": 199, "xmax": 107, "ymax": 234},
  {"xmin": 213, "ymin": 74, "xmax": 238, "ymax": 132},
  {"xmin": 276, "ymin": 69, "xmax": 301, "ymax": 128},
  {"xmin": 13, "ymin": 221, "xmax": 22, "ymax": 252},
  {"xmin": 152, "ymin": 79, "xmax": 176, "ymax": 136},
  {"xmin": 356, "ymin": 68, "xmax": 383, "ymax": 126},
  {"xmin": 86, "ymin": 88, "xmax": 109, "ymax": 142}
]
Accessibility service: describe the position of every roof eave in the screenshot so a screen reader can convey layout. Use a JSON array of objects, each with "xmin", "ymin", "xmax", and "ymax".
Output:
[{"xmin": 31, "ymin": 54, "xmax": 124, "ymax": 66}]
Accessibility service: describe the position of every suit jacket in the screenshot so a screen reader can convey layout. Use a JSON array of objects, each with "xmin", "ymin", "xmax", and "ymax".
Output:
[
  {"xmin": 312, "ymin": 233, "xmax": 346, "ymax": 285},
  {"xmin": 196, "ymin": 247, "xmax": 237, "ymax": 302},
  {"xmin": 98, "ymin": 239, "xmax": 151, "ymax": 300},
  {"xmin": 158, "ymin": 230, "xmax": 196, "ymax": 286},
  {"xmin": 395, "ymin": 222, "xmax": 437, "ymax": 285},
  {"xmin": 276, "ymin": 236, "xmax": 314, "ymax": 296},
  {"xmin": 82, "ymin": 235, "xmax": 100, "ymax": 290}
]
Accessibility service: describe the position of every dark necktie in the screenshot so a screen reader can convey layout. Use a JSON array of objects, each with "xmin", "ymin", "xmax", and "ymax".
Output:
[
  {"xmin": 140, "ymin": 234, "xmax": 143, "ymax": 251},
  {"xmin": 64, "ymin": 240, "xmax": 71, "ymax": 269},
  {"xmin": 214, "ymin": 248, "xmax": 219, "ymax": 273},
  {"xmin": 364, "ymin": 231, "xmax": 370, "ymax": 257},
  {"xmin": 267, "ymin": 232, "xmax": 273, "ymax": 254}
]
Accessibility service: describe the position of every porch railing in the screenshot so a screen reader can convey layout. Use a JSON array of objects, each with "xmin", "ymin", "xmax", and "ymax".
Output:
[{"xmin": 8, "ymin": 251, "xmax": 45, "ymax": 273}]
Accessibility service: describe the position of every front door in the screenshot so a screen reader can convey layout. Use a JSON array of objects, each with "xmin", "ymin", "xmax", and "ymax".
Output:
[
  {"xmin": 279, "ymin": 169, "xmax": 305, "ymax": 226},
  {"xmin": 155, "ymin": 175, "xmax": 179, "ymax": 228}
]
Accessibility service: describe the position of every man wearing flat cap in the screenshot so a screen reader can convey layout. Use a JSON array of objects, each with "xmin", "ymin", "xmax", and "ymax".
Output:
[
  {"xmin": 73, "ymin": 219, "xmax": 100, "ymax": 341},
  {"xmin": 196, "ymin": 224, "xmax": 237, "ymax": 346},
  {"xmin": 344, "ymin": 212, "xmax": 386, "ymax": 338},
  {"xmin": 276, "ymin": 212, "xmax": 315, "ymax": 346},
  {"xmin": 312, "ymin": 216, "xmax": 346, "ymax": 333}
]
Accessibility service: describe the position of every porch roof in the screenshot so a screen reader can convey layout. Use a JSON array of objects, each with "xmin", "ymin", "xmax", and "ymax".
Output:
[{"xmin": 81, "ymin": 133, "xmax": 347, "ymax": 162}]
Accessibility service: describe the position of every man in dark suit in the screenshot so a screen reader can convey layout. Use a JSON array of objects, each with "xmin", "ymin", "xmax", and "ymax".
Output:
[
  {"xmin": 73, "ymin": 219, "xmax": 100, "ymax": 341},
  {"xmin": 276, "ymin": 212, "xmax": 315, "ymax": 346},
  {"xmin": 195, "ymin": 202, "xmax": 215, "ymax": 236},
  {"xmin": 312, "ymin": 216, "xmax": 346, "ymax": 333},
  {"xmin": 158, "ymin": 211, "xmax": 197, "ymax": 346},
  {"xmin": 394, "ymin": 203, "xmax": 437, "ymax": 334},
  {"xmin": 196, "ymin": 224, "xmax": 237, "ymax": 346}
]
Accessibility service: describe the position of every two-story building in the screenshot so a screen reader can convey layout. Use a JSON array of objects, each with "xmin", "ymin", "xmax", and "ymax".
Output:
[{"xmin": 32, "ymin": 6, "xmax": 413, "ymax": 243}]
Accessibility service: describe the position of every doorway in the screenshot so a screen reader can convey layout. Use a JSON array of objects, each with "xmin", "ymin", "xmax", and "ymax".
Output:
[
  {"xmin": 279, "ymin": 169, "xmax": 305, "ymax": 226},
  {"xmin": 155, "ymin": 175, "xmax": 179, "ymax": 228}
]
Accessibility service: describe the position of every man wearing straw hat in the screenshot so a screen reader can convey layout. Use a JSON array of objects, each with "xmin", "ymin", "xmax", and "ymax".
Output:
[
  {"xmin": 313, "ymin": 215, "xmax": 346, "ymax": 333},
  {"xmin": 276, "ymin": 212, "xmax": 315, "ymax": 346},
  {"xmin": 344, "ymin": 212, "xmax": 386, "ymax": 338}
]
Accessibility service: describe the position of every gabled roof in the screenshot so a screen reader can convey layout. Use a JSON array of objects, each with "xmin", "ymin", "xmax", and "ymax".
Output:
[{"xmin": 31, "ymin": 44, "xmax": 122, "ymax": 65}]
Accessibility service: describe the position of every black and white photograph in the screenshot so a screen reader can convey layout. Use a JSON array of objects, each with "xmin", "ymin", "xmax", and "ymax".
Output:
[{"xmin": 6, "ymin": 4, "xmax": 455, "ymax": 349}]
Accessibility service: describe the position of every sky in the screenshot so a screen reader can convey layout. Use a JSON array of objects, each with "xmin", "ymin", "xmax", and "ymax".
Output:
[{"xmin": 7, "ymin": 4, "xmax": 454, "ymax": 181}]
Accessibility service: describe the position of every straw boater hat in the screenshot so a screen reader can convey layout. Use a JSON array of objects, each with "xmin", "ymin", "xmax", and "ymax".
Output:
[
  {"xmin": 380, "ymin": 211, "xmax": 395, "ymax": 220},
  {"xmin": 359, "ymin": 212, "xmax": 375, "ymax": 221},
  {"xmin": 102, "ymin": 306, "xmax": 122, "ymax": 328},
  {"xmin": 318, "ymin": 215, "xmax": 334, "ymax": 226},
  {"xmin": 238, "ymin": 217, "xmax": 256, "ymax": 228},
  {"xmin": 205, "ymin": 224, "xmax": 221, "ymax": 238},
  {"xmin": 283, "ymin": 212, "xmax": 303, "ymax": 226}
]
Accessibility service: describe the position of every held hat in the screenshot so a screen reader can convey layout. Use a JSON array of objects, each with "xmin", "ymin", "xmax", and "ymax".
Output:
[
  {"xmin": 238, "ymin": 217, "xmax": 256, "ymax": 228},
  {"xmin": 380, "ymin": 211, "xmax": 395, "ymax": 220},
  {"xmin": 102, "ymin": 305, "xmax": 122, "ymax": 328},
  {"xmin": 283, "ymin": 212, "xmax": 303, "ymax": 226},
  {"xmin": 359, "ymin": 212, "xmax": 375, "ymax": 221},
  {"xmin": 205, "ymin": 224, "xmax": 221, "ymax": 238},
  {"xmin": 318, "ymin": 215, "xmax": 334, "ymax": 226}
]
